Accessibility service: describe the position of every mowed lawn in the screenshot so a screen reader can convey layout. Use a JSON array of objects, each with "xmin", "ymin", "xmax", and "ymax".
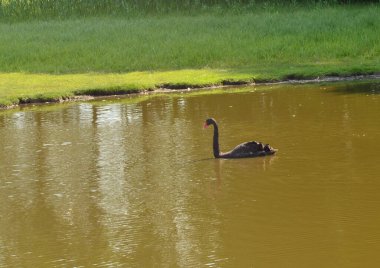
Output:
[{"xmin": 0, "ymin": 4, "xmax": 379, "ymax": 107}]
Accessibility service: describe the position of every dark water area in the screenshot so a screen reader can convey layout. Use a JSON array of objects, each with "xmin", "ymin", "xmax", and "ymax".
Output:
[{"xmin": 1, "ymin": 81, "xmax": 380, "ymax": 267}]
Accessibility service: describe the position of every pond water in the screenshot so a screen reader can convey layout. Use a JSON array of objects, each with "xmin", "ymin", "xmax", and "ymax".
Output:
[{"xmin": 1, "ymin": 81, "xmax": 380, "ymax": 267}]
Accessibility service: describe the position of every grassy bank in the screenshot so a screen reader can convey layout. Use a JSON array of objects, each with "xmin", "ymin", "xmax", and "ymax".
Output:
[
  {"xmin": 1, "ymin": 65, "xmax": 378, "ymax": 108},
  {"xmin": 0, "ymin": 70, "xmax": 250, "ymax": 106},
  {"xmin": 0, "ymin": 4, "xmax": 379, "ymax": 107}
]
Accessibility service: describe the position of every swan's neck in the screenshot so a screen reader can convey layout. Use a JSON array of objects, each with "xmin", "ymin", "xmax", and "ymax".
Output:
[{"xmin": 212, "ymin": 122, "xmax": 220, "ymax": 158}]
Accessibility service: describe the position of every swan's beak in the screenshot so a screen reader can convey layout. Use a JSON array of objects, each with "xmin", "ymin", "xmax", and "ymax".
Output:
[{"xmin": 203, "ymin": 123, "xmax": 208, "ymax": 129}]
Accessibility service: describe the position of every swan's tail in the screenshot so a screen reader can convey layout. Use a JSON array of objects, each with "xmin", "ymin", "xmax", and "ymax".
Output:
[{"xmin": 264, "ymin": 144, "xmax": 278, "ymax": 154}]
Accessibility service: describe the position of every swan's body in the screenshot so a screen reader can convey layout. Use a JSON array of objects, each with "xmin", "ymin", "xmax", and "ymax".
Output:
[{"xmin": 204, "ymin": 118, "xmax": 277, "ymax": 159}]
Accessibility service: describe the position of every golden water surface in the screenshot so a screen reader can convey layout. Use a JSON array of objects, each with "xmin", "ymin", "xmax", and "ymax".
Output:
[{"xmin": 1, "ymin": 81, "xmax": 380, "ymax": 267}]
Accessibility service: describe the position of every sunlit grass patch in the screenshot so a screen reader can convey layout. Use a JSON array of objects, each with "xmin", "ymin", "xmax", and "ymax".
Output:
[
  {"xmin": 0, "ymin": 69, "xmax": 253, "ymax": 107},
  {"xmin": 1, "ymin": 62, "xmax": 378, "ymax": 108}
]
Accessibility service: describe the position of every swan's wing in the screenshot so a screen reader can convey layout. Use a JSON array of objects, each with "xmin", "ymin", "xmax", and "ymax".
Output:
[
  {"xmin": 234, "ymin": 141, "xmax": 262, "ymax": 152},
  {"xmin": 227, "ymin": 141, "xmax": 264, "ymax": 157},
  {"xmin": 222, "ymin": 141, "xmax": 277, "ymax": 158}
]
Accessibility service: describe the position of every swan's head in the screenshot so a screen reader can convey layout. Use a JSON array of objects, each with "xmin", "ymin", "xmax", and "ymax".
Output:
[{"xmin": 203, "ymin": 118, "xmax": 216, "ymax": 128}]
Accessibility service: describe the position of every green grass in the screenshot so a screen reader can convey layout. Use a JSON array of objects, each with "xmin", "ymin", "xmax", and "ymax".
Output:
[
  {"xmin": 1, "ymin": 64, "xmax": 377, "ymax": 108},
  {"xmin": 0, "ymin": 70, "xmax": 252, "ymax": 107},
  {"xmin": 1, "ymin": 6, "xmax": 379, "ymax": 73},
  {"xmin": 0, "ymin": 4, "xmax": 380, "ymax": 107},
  {"xmin": 1, "ymin": 0, "xmax": 379, "ymax": 20}
]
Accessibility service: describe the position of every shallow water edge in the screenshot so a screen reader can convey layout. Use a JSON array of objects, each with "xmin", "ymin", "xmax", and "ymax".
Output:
[{"xmin": 2, "ymin": 74, "xmax": 380, "ymax": 110}]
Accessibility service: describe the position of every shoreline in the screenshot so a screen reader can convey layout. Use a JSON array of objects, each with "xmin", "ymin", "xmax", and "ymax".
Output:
[
  {"xmin": 1, "ymin": 73, "xmax": 380, "ymax": 111},
  {"xmin": 1, "ymin": 5, "xmax": 379, "ymax": 110}
]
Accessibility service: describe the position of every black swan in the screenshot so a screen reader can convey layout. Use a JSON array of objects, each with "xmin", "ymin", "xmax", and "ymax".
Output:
[{"xmin": 203, "ymin": 118, "xmax": 277, "ymax": 159}]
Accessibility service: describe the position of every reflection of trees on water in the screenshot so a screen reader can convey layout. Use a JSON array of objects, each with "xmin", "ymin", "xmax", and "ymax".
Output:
[
  {"xmin": 0, "ymin": 98, "xmax": 223, "ymax": 266},
  {"xmin": 0, "ymin": 106, "xmax": 111, "ymax": 266}
]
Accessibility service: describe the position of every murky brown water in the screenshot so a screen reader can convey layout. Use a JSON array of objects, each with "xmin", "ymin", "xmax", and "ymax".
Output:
[{"xmin": 1, "ymin": 81, "xmax": 380, "ymax": 267}]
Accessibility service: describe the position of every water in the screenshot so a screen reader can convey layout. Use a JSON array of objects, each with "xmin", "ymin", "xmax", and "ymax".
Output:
[{"xmin": 1, "ymin": 81, "xmax": 380, "ymax": 267}]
